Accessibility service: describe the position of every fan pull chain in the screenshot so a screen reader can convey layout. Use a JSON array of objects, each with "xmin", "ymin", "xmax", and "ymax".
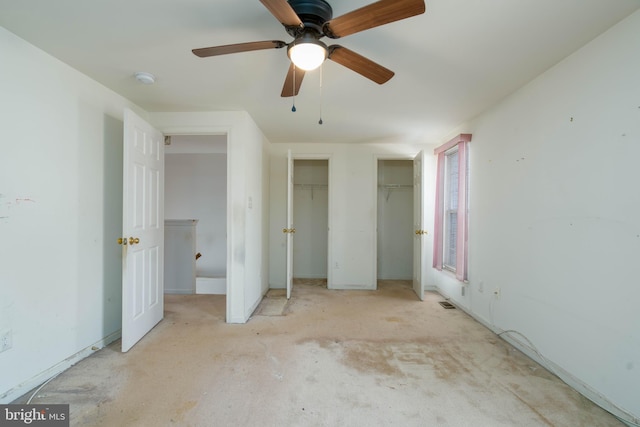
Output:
[
  {"xmin": 318, "ymin": 64, "xmax": 323, "ymax": 125},
  {"xmin": 291, "ymin": 65, "xmax": 297, "ymax": 112}
]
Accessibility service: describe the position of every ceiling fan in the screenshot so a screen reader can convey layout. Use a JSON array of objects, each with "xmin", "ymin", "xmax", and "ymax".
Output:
[{"xmin": 192, "ymin": 0, "xmax": 426, "ymax": 97}]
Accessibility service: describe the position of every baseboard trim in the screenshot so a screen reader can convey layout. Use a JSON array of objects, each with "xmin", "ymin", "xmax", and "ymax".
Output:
[
  {"xmin": 497, "ymin": 331, "xmax": 638, "ymax": 426},
  {"xmin": 196, "ymin": 277, "xmax": 226, "ymax": 294},
  {"xmin": 436, "ymin": 289, "xmax": 639, "ymax": 426},
  {"xmin": 0, "ymin": 330, "xmax": 121, "ymax": 404},
  {"xmin": 332, "ymin": 284, "xmax": 375, "ymax": 290},
  {"xmin": 245, "ymin": 295, "xmax": 262, "ymax": 323}
]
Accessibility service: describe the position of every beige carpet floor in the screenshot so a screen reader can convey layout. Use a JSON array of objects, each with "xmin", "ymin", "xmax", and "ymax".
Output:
[{"xmin": 16, "ymin": 280, "xmax": 623, "ymax": 426}]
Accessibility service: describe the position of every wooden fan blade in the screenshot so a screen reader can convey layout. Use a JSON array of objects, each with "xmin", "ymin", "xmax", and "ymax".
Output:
[
  {"xmin": 281, "ymin": 63, "xmax": 306, "ymax": 97},
  {"xmin": 324, "ymin": 0, "xmax": 425, "ymax": 39},
  {"xmin": 192, "ymin": 40, "xmax": 286, "ymax": 58},
  {"xmin": 260, "ymin": 0, "xmax": 303, "ymax": 27},
  {"xmin": 328, "ymin": 45, "xmax": 394, "ymax": 84}
]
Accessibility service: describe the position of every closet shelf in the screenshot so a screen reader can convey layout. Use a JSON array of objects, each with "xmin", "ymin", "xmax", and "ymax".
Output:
[
  {"xmin": 294, "ymin": 184, "xmax": 328, "ymax": 189},
  {"xmin": 379, "ymin": 184, "xmax": 413, "ymax": 202}
]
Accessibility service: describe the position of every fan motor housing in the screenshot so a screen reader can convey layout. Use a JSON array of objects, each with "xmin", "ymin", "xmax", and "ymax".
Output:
[{"xmin": 287, "ymin": 0, "xmax": 333, "ymax": 36}]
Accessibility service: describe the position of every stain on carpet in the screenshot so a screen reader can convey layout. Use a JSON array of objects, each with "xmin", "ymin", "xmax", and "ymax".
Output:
[
  {"xmin": 256, "ymin": 296, "xmax": 289, "ymax": 316},
  {"xmin": 172, "ymin": 400, "xmax": 197, "ymax": 423}
]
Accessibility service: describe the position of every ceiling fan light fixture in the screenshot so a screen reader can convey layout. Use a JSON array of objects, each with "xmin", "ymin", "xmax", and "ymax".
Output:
[{"xmin": 288, "ymin": 36, "xmax": 327, "ymax": 71}]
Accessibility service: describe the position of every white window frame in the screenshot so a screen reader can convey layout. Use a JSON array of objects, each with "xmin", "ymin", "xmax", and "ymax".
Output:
[{"xmin": 433, "ymin": 133, "xmax": 471, "ymax": 282}]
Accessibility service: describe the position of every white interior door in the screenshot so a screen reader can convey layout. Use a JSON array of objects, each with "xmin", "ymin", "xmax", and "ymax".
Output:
[
  {"xmin": 413, "ymin": 150, "xmax": 426, "ymax": 300},
  {"xmin": 285, "ymin": 150, "xmax": 294, "ymax": 299},
  {"xmin": 121, "ymin": 108, "xmax": 164, "ymax": 352}
]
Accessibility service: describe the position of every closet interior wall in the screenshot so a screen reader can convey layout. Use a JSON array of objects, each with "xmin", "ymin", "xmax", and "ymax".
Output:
[
  {"xmin": 377, "ymin": 160, "xmax": 414, "ymax": 280},
  {"xmin": 293, "ymin": 160, "xmax": 328, "ymax": 280}
]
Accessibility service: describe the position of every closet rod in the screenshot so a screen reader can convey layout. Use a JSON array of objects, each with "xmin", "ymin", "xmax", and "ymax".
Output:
[{"xmin": 378, "ymin": 184, "xmax": 413, "ymax": 188}]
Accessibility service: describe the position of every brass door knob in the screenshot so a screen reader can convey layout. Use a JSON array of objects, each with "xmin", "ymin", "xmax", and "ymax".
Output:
[
  {"xmin": 117, "ymin": 237, "xmax": 127, "ymax": 245},
  {"xmin": 129, "ymin": 237, "xmax": 140, "ymax": 245}
]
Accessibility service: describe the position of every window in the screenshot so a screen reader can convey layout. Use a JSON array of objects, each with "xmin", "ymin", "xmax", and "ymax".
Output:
[
  {"xmin": 443, "ymin": 147, "xmax": 459, "ymax": 270},
  {"xmin": 433, "ymin": 134, "xmax": 470, "ymax": 281}
]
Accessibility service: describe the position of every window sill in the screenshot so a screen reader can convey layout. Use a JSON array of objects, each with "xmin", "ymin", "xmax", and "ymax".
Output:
[
  {"xmin": 443, "ymin": 265, "xmax": 456, "ymax": 274},
  {"xmin": 439, "ymin": 266, "xmax": 467, "ymax": 284}
]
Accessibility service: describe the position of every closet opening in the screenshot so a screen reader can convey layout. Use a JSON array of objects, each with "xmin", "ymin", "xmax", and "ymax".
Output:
[
  {"xmin": 376, "ymin": 159, "xmax": 414, "ymax": 284},
  {"xmin": 164, "ymin": 135, "xmax": 228, "ymax": 302},
  {"xmin": 293, "ymin": 159, "xmax": 329, "ymax": 288}
]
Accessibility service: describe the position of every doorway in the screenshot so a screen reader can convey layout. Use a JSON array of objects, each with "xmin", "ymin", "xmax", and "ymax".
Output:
[
  {"xmin": 164, "ymin": 135, "xmax": 228, "ymax": 296},
  {"xmin": 376, "ymin": 159, "xmax": 414, "ymax": 281},
  {"xmin": 293, "ymin": 159, "xmax": 329, "ymax": 287}
]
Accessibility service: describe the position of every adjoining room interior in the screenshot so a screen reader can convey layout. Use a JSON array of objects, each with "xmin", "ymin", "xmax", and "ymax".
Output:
[{"xmin": 164, "ymin": 135, "xmax": 228, "ymax": 297}]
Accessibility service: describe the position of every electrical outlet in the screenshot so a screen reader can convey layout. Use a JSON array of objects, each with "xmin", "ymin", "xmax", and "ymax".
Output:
[
  {"xmin": 0, "ymin": 329, "xmax": 12, "ymax": 353},
  {"xmin": 493, "ymin": 287, "xmax": 501, "ymax": 299}
]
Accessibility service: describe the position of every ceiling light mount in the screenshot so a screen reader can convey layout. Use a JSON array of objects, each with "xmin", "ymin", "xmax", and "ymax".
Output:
[
  {"xmin": 134, "ymin": 72, "xmax": 155, "ymax": 85},
  {"xmin": 286, "ymin": 0, "xmax": 333, "ymax": 36}
]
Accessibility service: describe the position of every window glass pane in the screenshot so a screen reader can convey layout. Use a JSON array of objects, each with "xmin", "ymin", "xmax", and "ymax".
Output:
[
  {"xmin": 445, "ymin": 212, "xmax": 457, "ymax": 268},
  {"xmin": 443, "ymin": 149, "xmax": 458, "ymax": 270},
  {"xmin": 446, "ymin": 152, "xmax": 458, "ymax": 210}
]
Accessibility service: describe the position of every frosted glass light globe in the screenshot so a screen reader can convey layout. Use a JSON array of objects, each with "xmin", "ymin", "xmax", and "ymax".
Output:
[{"xmin": 289, "ymin": 42, "xmax": 327, "ymax": 71}]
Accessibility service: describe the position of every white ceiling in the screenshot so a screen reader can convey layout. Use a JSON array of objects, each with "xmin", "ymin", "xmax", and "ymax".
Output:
[{"xmin": 1, "ymin": 0, "xmax": 638, "ymax": 144}]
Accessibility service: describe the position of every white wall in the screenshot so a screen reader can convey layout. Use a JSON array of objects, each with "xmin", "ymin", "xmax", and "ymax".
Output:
[
  {"xmin": 0, "ymin": 28, "xmax": 271, "ymax": 398},
  {"xmin": 164, "ymin": 220, "xmax": 197, "ymax": 294},
  {"xmin": 165, "ymin": 152, "xmax": 227, "ymax": 278},
  {"xmin": 269, "ymin": 143, "xmax": 434, "ymax": 290},
  {"xmin": 149, "ymin": 112, "xmax": 271, "ymax": 323},
  {"xmin": 432, "ymin": 10, "xmax": 640, "ymax": 422},
  {"xmin": 0, "ymin": 26, "xmax": 144, "ymax": 402}
]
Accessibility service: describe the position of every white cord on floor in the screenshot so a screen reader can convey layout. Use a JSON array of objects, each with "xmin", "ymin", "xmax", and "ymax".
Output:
[
  {"xmin": 26, "ymin": 373, "xmax": 60, "ymax": 404},
  {"xmin": 497, "ymin": 329, "xmax": 640, "ymax": 427},
  {"xmin": 497, "ymin": 329, "xmax": 552, "ymax": 373}
]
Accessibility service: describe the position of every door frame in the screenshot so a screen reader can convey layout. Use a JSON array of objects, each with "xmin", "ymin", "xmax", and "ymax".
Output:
[
  {"xmin": 372, "ymin": 154, "xmax": 422, "ymax": 291},
  {"xmin": 152, "ymin": 125, "xmax": 237, "ymax": 322},
  {"xmin": 290, "ymin": 153, "xmax": 333, "ymax": 290},
  {"xmin": 413, "ymin": 150, "xmax": 427, "ymax": 300},
  {"xmin": 148, "ymin": 112, "xmax": 270, "ymax": 324},
  {"xmin": 286, "ymin": 150, "xmax": 293, "ymax": 299},
  {"xmin": 164, "ymin": 134, "xmax": 228, "ymax": 296}
]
